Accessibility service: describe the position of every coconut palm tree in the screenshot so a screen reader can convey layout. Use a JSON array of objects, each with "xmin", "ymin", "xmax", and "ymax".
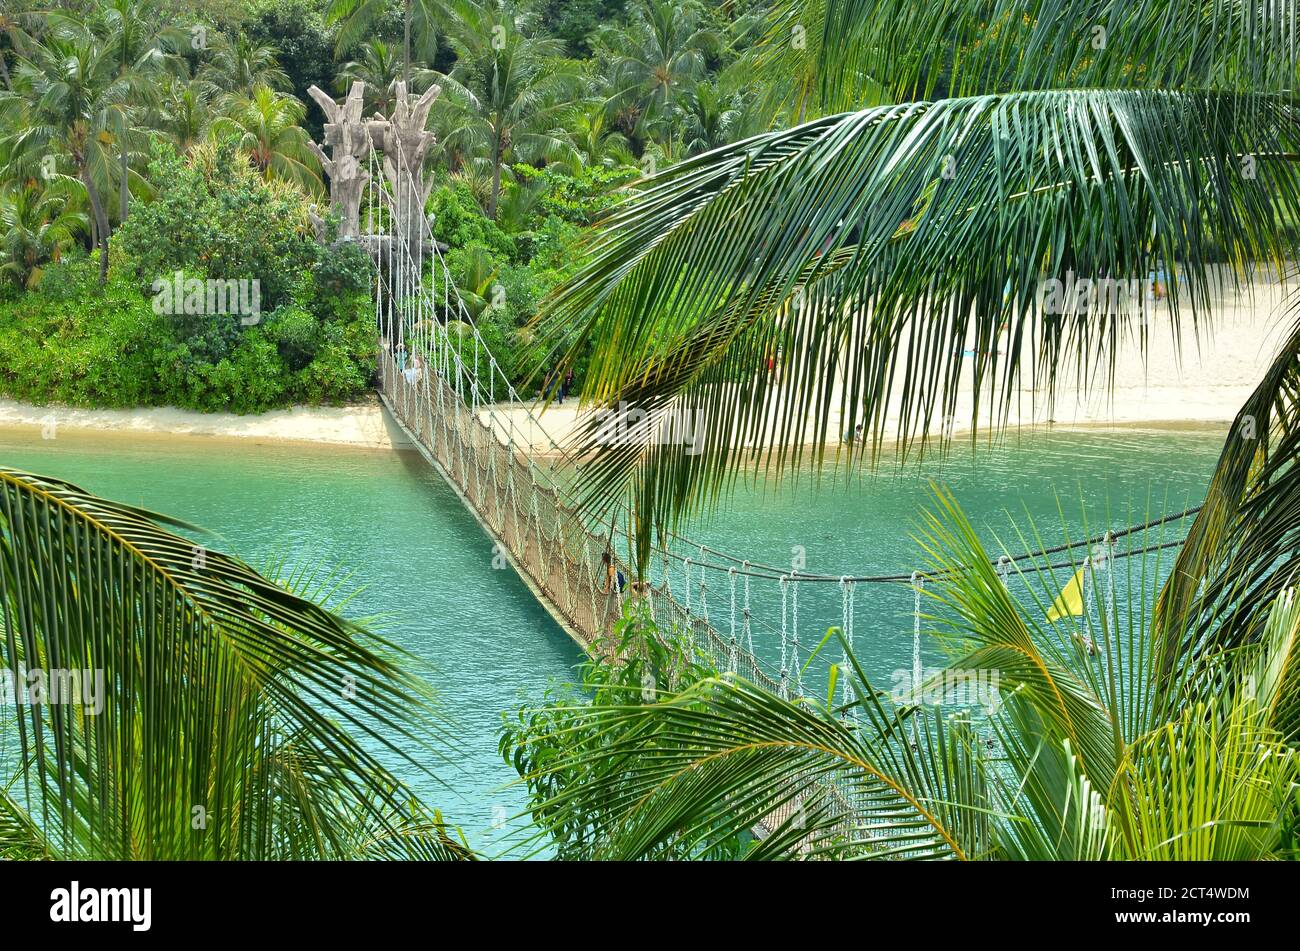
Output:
[
  {"xmin": 200, "ymin": 31, "xmax": 292, "ymax": 97},
  {"xmin": 432, "ymin": 0, "xmax": 580, "ymax": 218},
  {"xmin": 0, "ymin": 181, "xmax": 87, "ymax": 288},
  {"xmin": 94, "ymin": 0, "xmax": 168, "ymax": 223},
  {"xmin": 596, "ymin": 0, "xmax": 719, "ymax": 151},
  {"xmin": 679, "ymin": 80, "xmax": 743, "ymax": 155},
  {"xmin": 737, "ymin": 0, "xmax": 886, "ymax": 124},
  {"xmin": 154, "ymin": 72, "xmax": 212, "ymax": 153},
  {"xmin": 0, "ymin": 10, "xmax": 24, "ymax": 91},
  {"xmin": 338, "ymin": 38, "xmax": 435, "ymax": 117},
  {"xmin": 0, "ymin": 17, "xmax": 127, "ymax": 284},
  {"xmin": 566, "ymin": 100, "xmax": 635, "ymax": 170},
  {"xmin": 211, "ymin": 84, "xmax": 322, "ymax": 194},
  {"xmin": 326, "ymin": 0, "xmax": 438, "ymax": 85},
  {"xmin": 514, "ymin": 492, "xmax": 1300, "ymax": 859},
  {"xmin": 0, "ymin": 466, "xmax": 473, "ymax": 860}
]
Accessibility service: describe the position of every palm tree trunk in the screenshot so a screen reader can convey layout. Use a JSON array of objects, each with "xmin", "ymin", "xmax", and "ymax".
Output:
[
  {"xmin": 118, "ymin": 111, "xmax": 130, "ymax": 222},
  {"xmin": 80, "ymin": 166, "xmax": 110, "ymax": 285},
  {"xmin": 489, "ymin": 132, "xmax": 502, "ymax": 220}
]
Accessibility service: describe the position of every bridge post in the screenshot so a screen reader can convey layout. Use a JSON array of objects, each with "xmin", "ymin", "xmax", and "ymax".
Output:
[
  {"xmin": 371, "ymin": 81, "xmax": 442, "ymax": 279},
  {"xmin": 306, "ymin": 82, "xmax": 373, "ymax": 242}
]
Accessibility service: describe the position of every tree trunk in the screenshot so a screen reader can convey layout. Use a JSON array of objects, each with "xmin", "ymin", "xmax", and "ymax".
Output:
[
  {"xmin": 489, "ymin": 133, "xmax": 501, "ymax": 220},
  {"xmin": 81, "ymin": 166, "xmax": 111, "ymax": 285},
  {"xmin": 0, "ymin": 51, "xmax": 11, "ymax": 91},
  {"xmin": 118, "ymin": 111, "xmax": 130, "ymax": 223}
]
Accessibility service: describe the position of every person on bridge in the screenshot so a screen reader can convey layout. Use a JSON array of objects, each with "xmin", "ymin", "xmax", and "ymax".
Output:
[
  {"xmin": 404, "ymin": 354, "xmax": 424, "ymax": 385},
  {"xmin": 598, "ymin": 551, "xmax": 626, "ymax": 596}
]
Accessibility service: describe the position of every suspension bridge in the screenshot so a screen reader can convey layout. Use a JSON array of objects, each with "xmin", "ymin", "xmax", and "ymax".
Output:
[
  {"xmin": 345, "ymin": 95, "xmax": 1194, "ymax": 687},
  {"xmin": 316, "ymin": 80, "xmax": 1201, "ymax": 846}
]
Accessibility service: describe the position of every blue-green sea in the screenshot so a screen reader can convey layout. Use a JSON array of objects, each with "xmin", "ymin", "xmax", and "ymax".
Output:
[{"xmin": 0, "ymin": 422, "xmax": 1227, "ymax": 852}]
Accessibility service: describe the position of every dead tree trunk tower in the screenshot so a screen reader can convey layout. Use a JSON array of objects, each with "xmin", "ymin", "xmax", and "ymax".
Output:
[
  {"xmin": 306, "ymin": 82, "xmax": 373, "ymax": 242},
  {"xmin": 371, "ymin": 80, "xmax": 442, "ymax": 268}
]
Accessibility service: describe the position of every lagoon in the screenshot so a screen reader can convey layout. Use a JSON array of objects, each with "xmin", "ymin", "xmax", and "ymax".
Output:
[{"xmin": 0, "ymin": 422, "xmax": 1228, "ymax": 851}]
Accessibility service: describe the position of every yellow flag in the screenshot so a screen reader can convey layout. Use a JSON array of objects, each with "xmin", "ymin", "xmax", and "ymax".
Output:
[{"xmin": 1046, "ymin": 567, "xmax": 1086, "ymax": 622}]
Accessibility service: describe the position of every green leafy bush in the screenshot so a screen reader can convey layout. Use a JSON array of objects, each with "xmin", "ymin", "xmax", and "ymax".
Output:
[
  {"xmin": 429, "ymin": 180, "xmax": 518, "ymax": 262},
  {"xmin": 0, "ymin": 145, "xmax": 377, "ymax": 415},
  {"xmin": 512, "ymin": 163, "xmax": 639, "ymax": 228},
  {"xmin": 265, "ymin": 305, "xmax": 320, "ymax": 372},
  {"xmin": 116, "ymin": 141, "xmax": 317, "ymax": 310},
  {"xmin": 0, "ymin": 263, "xmax": 163, "ymax": 407}
]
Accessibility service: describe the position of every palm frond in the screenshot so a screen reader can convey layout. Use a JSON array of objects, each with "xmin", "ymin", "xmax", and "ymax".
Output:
[
  {"xmin": 535, "ymin": 88, "xmax": 1300, "ymax": 544},
  {"xmin": 1154, "ymin": 305, "xmax": 1300, "ymax": 733},
  {"xmin": 0, "ymin": 466, "xmax": 468, "ymax": 860}
]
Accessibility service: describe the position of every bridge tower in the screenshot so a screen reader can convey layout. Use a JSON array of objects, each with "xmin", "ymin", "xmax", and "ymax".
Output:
[{"xmin": 305, "ymin": 81, "xmax": 377, "ymax": 242}]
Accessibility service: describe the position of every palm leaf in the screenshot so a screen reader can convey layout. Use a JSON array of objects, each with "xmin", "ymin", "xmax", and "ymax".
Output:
[
  {"xmin": 0, "ymin": 466, "xmax": 468, "ymax": 860},
  {"xmin": 536, "ymin": 86, "xmax": 1300, "ymax": 551},
  {"xmin": 1154, "ymin": 305, "xmax": 1300, "ymax": 733}
]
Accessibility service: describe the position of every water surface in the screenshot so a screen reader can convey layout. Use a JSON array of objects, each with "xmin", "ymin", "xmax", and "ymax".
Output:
[{"xmin": 0, "ymin": 422, "xmax": 1229, "ymax": 849}]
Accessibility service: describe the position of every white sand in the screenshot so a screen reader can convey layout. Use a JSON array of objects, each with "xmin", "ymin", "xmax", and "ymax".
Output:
[
  {"xmin": 482, "ymin": 273, "xmax": 1291, "ymax": 452},
  {"xmin": 0, "ymin": 274, "xmax": 1289, "ymax": 452},
  {"xmin": 0, "ymin": 394, "xmax": 413, "ymax": 450}
]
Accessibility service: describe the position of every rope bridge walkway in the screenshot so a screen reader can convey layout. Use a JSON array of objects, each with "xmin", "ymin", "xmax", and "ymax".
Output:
[{"xmin": 359, "ymin": 120, "xmax": 1200, "ymax": 848}]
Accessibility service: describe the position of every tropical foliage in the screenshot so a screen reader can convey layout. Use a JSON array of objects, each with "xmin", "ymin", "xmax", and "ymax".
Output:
[
  {"xmin": 507, "ymin": 495, "xmax": 1300, "ymax": 860},
  {"xmin": 0, "ymin": 0, "xmax": 766, "ymax": 407},
  {"xmin": 0, "ymin": 466, "xmax": 472, "ymax": 860}
]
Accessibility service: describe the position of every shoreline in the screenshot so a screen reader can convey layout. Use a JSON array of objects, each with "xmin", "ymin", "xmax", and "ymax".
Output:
[
  {"xmin": 0, "ymin": 394, "xmax": 1235, "ymax": 456},
  {"xmin": 0, "ymin": 277, "xmax": 1280, "ymax": 454},
  {"xmin": 0, "ymin": 395, "xmax": 414, "ymax": 451}
]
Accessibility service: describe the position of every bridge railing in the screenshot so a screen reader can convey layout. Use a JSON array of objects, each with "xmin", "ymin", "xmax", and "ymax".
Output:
[{"xmin": 379, "ymin": 348, "xmax": 623, "ymax": 645}]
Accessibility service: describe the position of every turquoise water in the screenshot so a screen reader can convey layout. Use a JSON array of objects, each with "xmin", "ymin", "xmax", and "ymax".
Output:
[
  {"xmin": 0, "ymin": 427, "xmax": 584, "ymax": 855},
  {"xmin": 0, "ymin": 422, "xmax": 1229, "ymax": 851},
  {"xmin": 680, "ymin": 426, "xmax": 1226, "ymax": 690}
]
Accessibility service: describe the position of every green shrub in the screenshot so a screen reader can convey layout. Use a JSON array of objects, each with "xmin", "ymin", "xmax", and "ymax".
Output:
[
  {"xmin": 265, "ymin": 304, "xmax": 320, "ymax": 372},
  {"xmin": 32, "ymin": 248, "xmax": 98, "ymax": 302},
  {"xmin": 312, "ymin": 238, "xmax": 373, "ymax": 296},
  {"xmin": 499, "ymin": 604, "xmax": 752, "ymax": 860},
  {"xmin": 0, "ymin": 207, "xmax": 376, "ymax": 414},
  {"xmin": 116, "ymin": 141, "xmax": 317, "ymax": 310},
  {"xmin": 429, "ymin": 181, "xmax": 518, "ymax": 262},
  {"xmin": 511, "ymin": 162, "xmax": 639, "ymax": 227},
  {"xmin": 291, "ymin": 341, "xmax": 371, "ymax": 405},
  {"xmin": 0, "ymin": 270, "xmax": 164, "ymax": 407}
]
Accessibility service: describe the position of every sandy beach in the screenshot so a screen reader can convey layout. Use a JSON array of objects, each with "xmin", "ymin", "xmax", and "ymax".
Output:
[
  {"xmin": 476, "ymin": 273, "xmax": 1288, "ymax": 453},
  {"xmin": 0, "ymin": 275, "xmax": 1288, "ymax": 452},
  {"xmin": 0, "ymin": 394, "xmax": 414, "ymax": 450}
]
